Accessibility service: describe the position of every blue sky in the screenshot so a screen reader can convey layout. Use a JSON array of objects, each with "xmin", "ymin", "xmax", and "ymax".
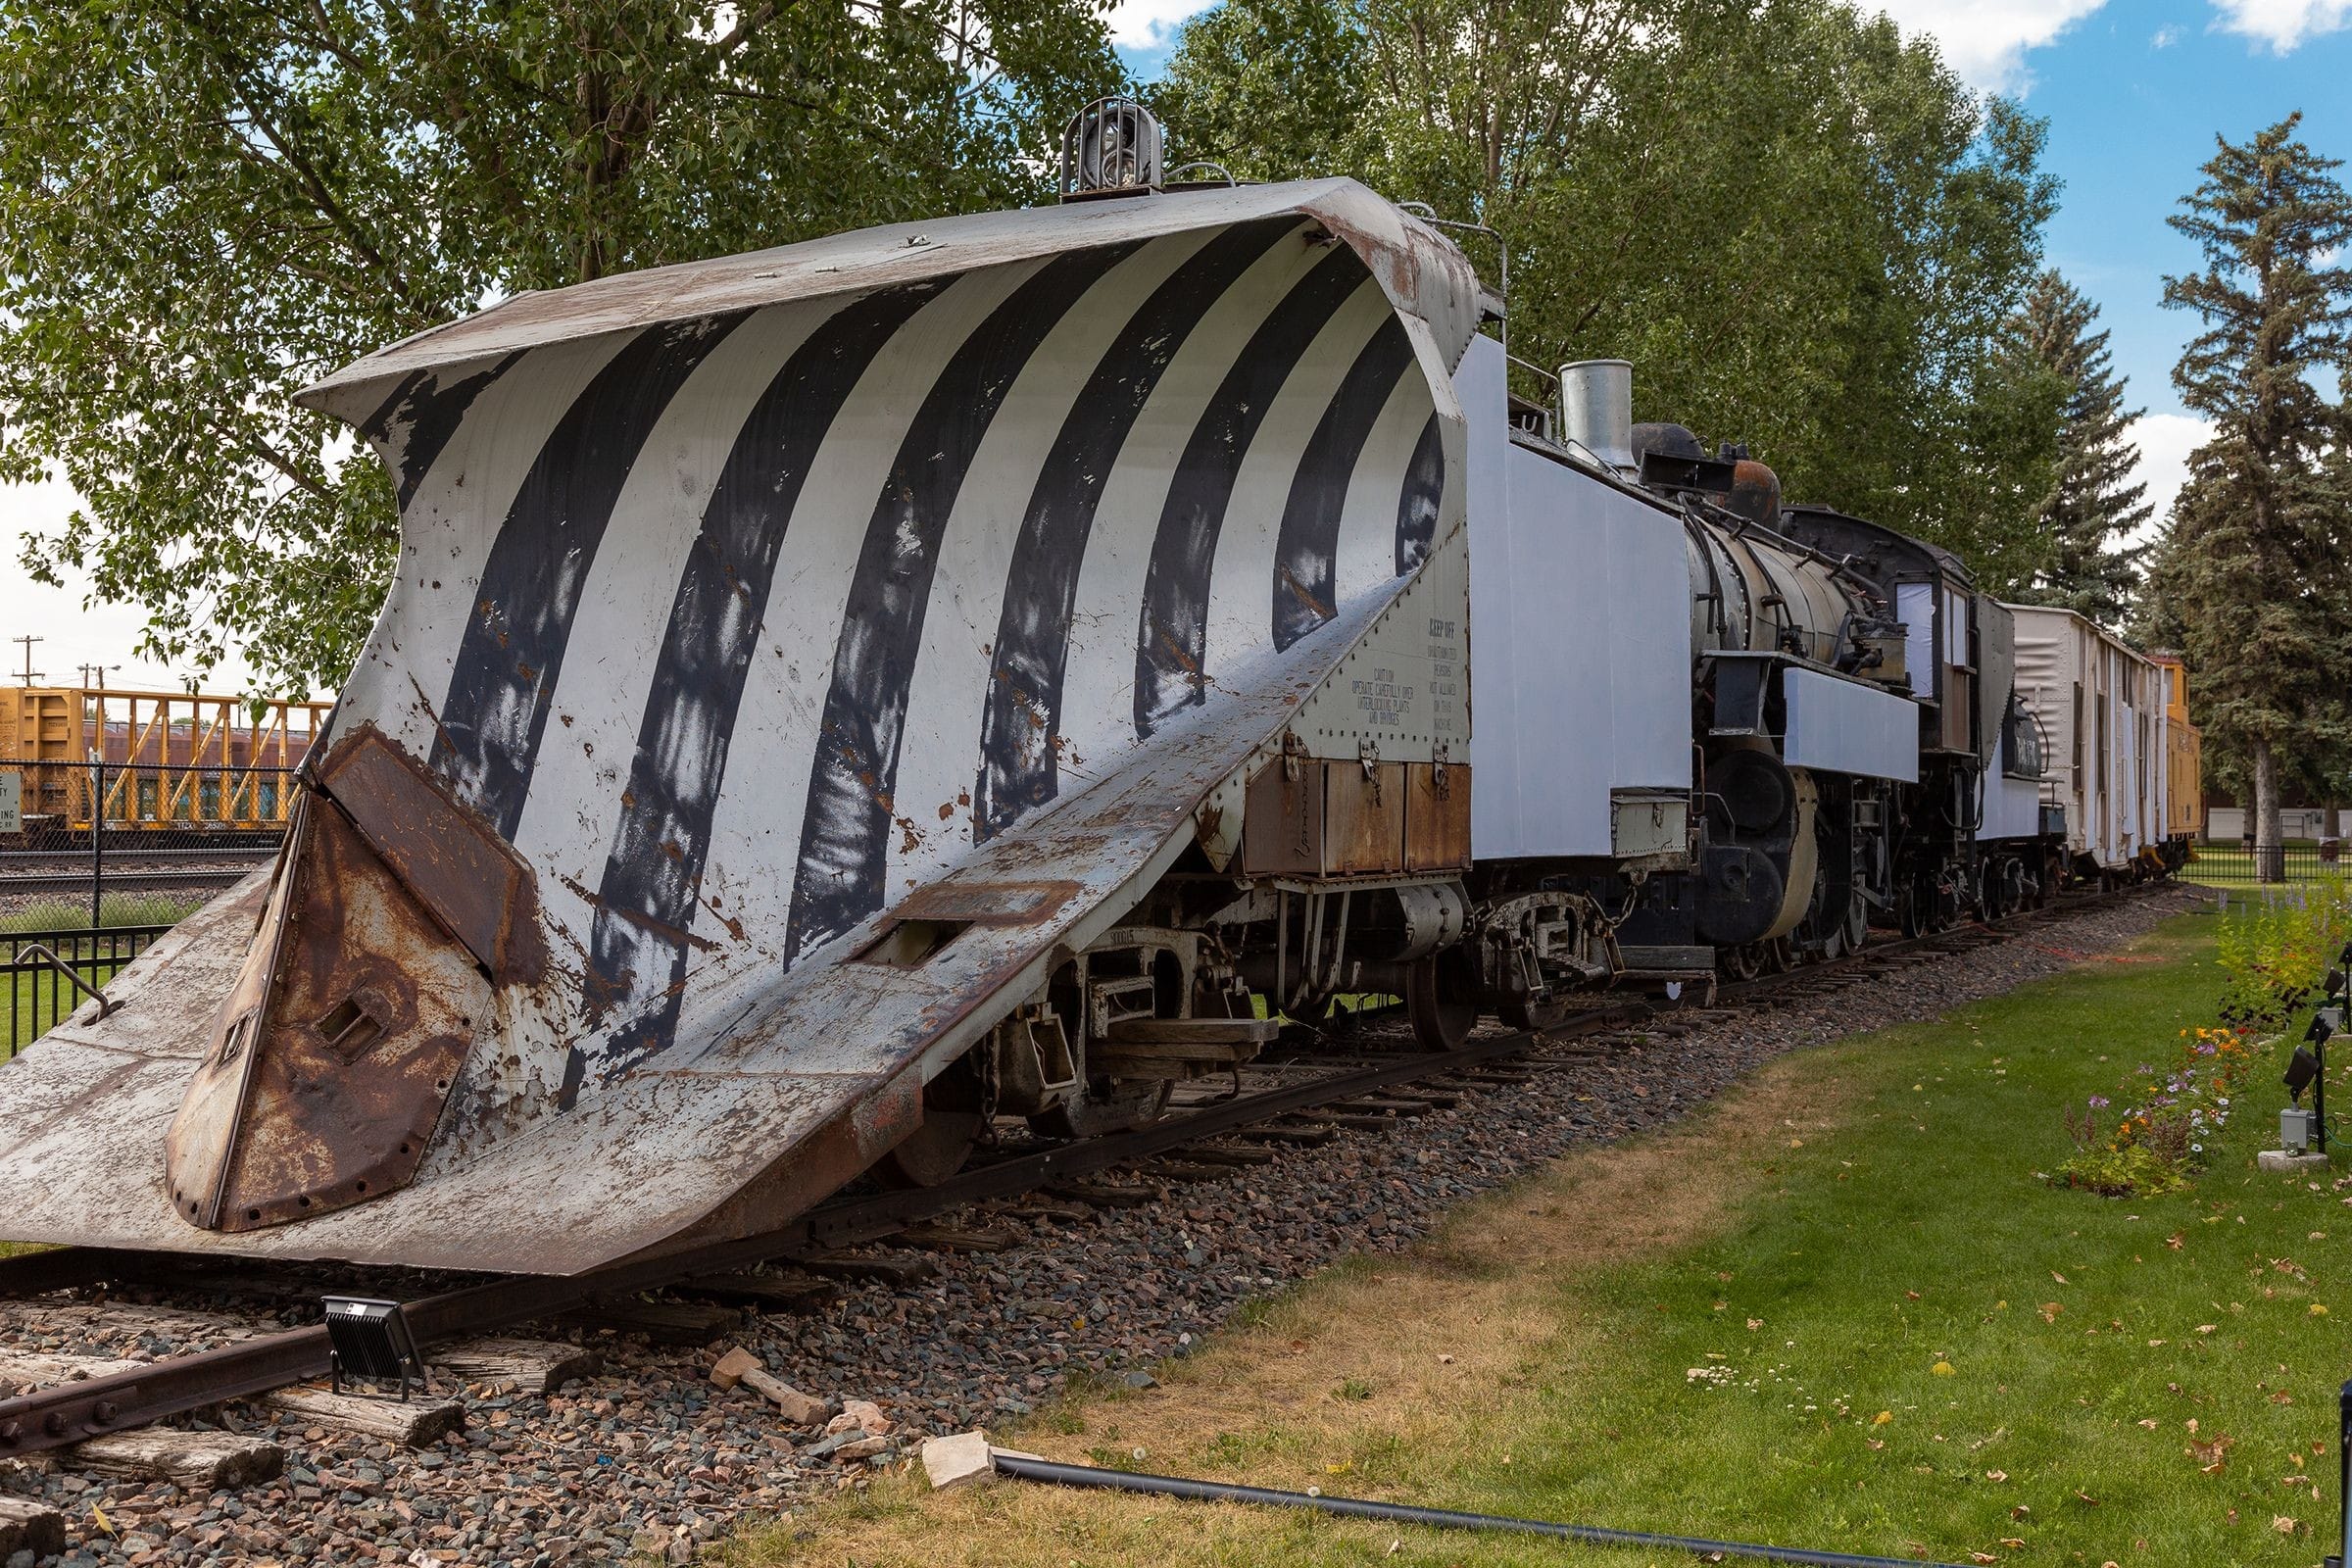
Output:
[{"xmin": 3, "ymin": 0, "xmax": 2347, "ymax": 691}]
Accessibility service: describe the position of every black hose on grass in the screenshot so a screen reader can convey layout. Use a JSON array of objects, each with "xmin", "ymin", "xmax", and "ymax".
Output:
[{"xmin": 990, "ymin": 1453, "xmax": 1972, "ymax": 1568}]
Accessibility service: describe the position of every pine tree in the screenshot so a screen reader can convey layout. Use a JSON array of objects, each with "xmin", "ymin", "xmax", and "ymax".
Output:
[
  {"xmin": 2016, "ymin": 271, "xmax": 2150, "ymax": 626},
  {"xmin": 2153, "ymin": 114, "xmax": 2352, "ymax": 879}
]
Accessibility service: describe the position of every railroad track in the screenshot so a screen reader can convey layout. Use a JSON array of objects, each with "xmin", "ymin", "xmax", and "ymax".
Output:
[
  {"xmin": 0, "ymin": 881, "xmax": 2176, "ymax": 1482},
  {"xmin": 0, "ymin": 868, "xmax": 259, "ymax": 898}
]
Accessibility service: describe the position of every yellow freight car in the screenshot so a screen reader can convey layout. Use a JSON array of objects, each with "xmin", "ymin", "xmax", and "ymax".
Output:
[{"xmin": 6, "ymin": 687, "xmax": 333, "ymax": 833}]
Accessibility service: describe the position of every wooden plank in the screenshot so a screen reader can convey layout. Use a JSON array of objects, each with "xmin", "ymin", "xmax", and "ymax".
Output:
[
  {"xmin": 71, "ymin": 1429, "xmax": 283, "ymax": 1490},
  {"xmin": 0, "ymin": 1496, "xmax": 65, "ymax": 1558},
  {"xmin": 1178, "ymin": 1142, "xmax": 1278, "ymax": 1166},
  {"xmin": 1046, "ymin": 1179, "xmax": 1154, "ymax": 1207},
  {"xmin": 1290, "ymin": 1110, "xmax": 1402, "ymax": 1131},
  {"xmin": 1137, "ymin": 1160, "xmax": 1234, "ymax": 1184},
  {"xmin": 431, "ymin": 1338, "xmax": 602, "ymax": 1396},
  {"xmin": 676, "ymin": 1273, "xmax": 841, "ymax": 1313},
  {"xmin": 789, "ymin": 1250, "xmax": 941, "ymax": 1286},
  {"xmin": 1229, "ymin": 1123, "xmax": 1334, "ymax": 1146},
  {"xmin": 896, "ymin": 1223, "xmax": 1021, "ymax": 1254},
  {"xmin": 0, "ymin": 1348, "xmax": 142, "ymax": 1396},
  {"xmin": 263, "ymin": 1385, "xmax": 466, "ymax": 1447},
  {"xmin": 554, "ymin": 1299, "xmax": 741, "ymax": 1346}
]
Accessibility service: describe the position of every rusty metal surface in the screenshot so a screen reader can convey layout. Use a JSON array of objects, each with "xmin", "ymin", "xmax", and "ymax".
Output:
[
  {"xmin": 1324, "ymin": 762, "xmax": 1404, "ymax": 873},
  {"xmin": 1404, "ymin": 762, "xmax": 1473, "ymax": 870},
  {"xmin": 1242, "ymin": 756, "xmax": 1322, "ymax": 876},
  {"xmin": 167, "ymin": 795, "xmax": 489, "ymax": 1232},
  {"xmin": 888, "ymin": 880, "xmax": 1083, "ymax": 927},
  {"xmin": 315, "ymin": 726, "xmax": 547, "ymax": 984}
]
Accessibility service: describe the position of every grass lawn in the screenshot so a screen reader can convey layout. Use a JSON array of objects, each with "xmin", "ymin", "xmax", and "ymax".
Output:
[{"xmin": 728, "ymin": 912, "xmax": 2352, "ymax": 1567}]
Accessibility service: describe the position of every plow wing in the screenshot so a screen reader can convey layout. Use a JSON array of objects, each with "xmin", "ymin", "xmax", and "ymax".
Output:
[{"xmin": 0, "ymin": 179, "xmax": 1477, "ymax": 1275}]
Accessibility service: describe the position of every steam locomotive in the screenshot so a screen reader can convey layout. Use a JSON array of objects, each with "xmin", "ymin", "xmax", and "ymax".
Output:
[{"xmin": 0, "ymin": 102, "xmax": 2192, "ymax": 1276}]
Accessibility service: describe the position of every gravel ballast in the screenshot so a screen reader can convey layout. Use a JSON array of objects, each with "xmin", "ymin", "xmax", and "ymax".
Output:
[{"xmin": 0, "ymin": 887, "xmax": 2208, "ymax": 1567}]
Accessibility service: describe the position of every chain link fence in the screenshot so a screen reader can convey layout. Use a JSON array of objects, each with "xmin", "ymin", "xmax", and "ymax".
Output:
[{"xmin": 1, "ymin": 756, "xmax": 289, "ymax": 935}]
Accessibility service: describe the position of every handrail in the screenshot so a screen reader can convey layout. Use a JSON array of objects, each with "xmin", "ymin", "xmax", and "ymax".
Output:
[{"xmin": 12, "ymin": 944, "xmax": 121, "ymax": 1019}]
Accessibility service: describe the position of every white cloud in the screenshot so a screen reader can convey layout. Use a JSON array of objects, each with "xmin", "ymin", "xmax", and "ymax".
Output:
[
  {"xmin": 2209, "ymin": 0, "xmax": 2352, "ymax": 51},
  {"xmin": 1106, "ymin": 0, "xmax": 1212, "ymax": 50},
  {"xmin": 1860, "ymin": 0, "xmax": 2109, "ymax": 90},
  {"xmin": 0, "ymin": 477, "xmax": 258, "ymax": 692},
  {"xmin": 2151, "ymin": 23, "xmax": 2183, "ymax": 45},
  {"xmin": 2128, "ymin": 412, "xmax": 2216, "ymax": 547}
]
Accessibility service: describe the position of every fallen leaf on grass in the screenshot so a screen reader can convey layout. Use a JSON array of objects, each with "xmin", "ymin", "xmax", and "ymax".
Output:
[
  {"xmin": 2167, "ymin": 1232, "xmax": 2184, "ymax": 1250},
  {"xmin": 1985, "ymin": 1469, "xmax": 2008, "ymax": 1482},
  {"xmin": 1874, "ymin": 1411, "xmax": 1893, "ymax": 1426},
  {"xmin": 1934, "ymin": 1361, "xmax": 1956, "ymax": 1377},
  {"xmin": 2052, "ymin": 1271, "xmax": 2069, "ymax": 1285},
  {"xmin": 1969, "ymin": 1553, "xmax": 1998, "ymax": 1564},
  {"xmin": 2196, "ymin": 1324, "xmax": 2218, "ymax": 1335},
  {"xmin": 2038, "ymin": 1302, "xmax": 2063, "ymax": 1323},
  {"xmin": 1999, "ymin": 1539, "xmax": 2026, "ymax": 1549},
  {"xmin": 2138, "ymin": 1419, "xmax": 2159, "ymax": 1430},
  {"xmin": 2275, "ymin": 1516, "xmax": 2300, "ymax": 1535}
]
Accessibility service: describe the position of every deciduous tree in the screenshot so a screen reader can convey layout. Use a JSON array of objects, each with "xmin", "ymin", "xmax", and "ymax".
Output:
[
  {"xmin": 1155, "ymin": 0, "xmax": 2063, "ymax": 590},
  {"xmin": 0, "ymin": 0, "xmax": 1122, "ymax": 693}
]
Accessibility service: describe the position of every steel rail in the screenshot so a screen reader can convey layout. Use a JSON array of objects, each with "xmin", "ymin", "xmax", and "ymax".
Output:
[
  {"xmin": 0, "ymin": 881, "xmax": 2176, "ymax": 1457},
  {"xmin": 0, "ymin": 870, "xmax": 254, "ymax": 896}
]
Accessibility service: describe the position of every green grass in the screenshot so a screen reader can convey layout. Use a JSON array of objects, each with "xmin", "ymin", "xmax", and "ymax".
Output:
[
  {"xmin": 1500, "ymin": 915, "xmax": 2344, "ymax": 1562},
  {"xmin": 5, "ymin": 895, "xmax": 202, "ymax": 1054},
  {"xmin": 740, "ymin": 913, "xmax": 2352, "ymax": 1567}
]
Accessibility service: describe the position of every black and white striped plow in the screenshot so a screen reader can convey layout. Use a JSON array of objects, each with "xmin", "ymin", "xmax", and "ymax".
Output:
[{"xmin": 0, "ymin": 179, "xmax": 1481, "ymax": 1275}]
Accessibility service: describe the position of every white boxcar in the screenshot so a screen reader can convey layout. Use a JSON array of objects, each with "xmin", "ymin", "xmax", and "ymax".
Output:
[{"xmin": 2006, "ymin": 604, "xmax": 2164, "ymax": 874}]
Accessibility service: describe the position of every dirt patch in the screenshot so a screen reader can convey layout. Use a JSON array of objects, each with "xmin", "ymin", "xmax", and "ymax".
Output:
[{"xmin": 736, "ymin": 1054, "xmax": 1859, "ymax": 1566}]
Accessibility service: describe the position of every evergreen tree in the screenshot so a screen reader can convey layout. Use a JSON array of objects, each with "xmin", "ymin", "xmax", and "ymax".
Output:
[
  {"xmin": 2015, "ymin": 271, "xmax": 2150, "ymax": 626},
  {"xmin": 2152, "ymin": 114, "xmax": 2352, "ymax": 878}
]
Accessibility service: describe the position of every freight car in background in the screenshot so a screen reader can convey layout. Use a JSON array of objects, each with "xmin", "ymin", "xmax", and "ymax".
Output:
[
  {"xmin": 2007, "ymin": 608, "xmax": 2197, "ymax": 883},
  {"xmin": 5, "ymin": 687, "xmax": 333, "ymax": 841},
  {"xmin": 0, "ymin": 100, "xmax": 2199, "ymax": 1279}
]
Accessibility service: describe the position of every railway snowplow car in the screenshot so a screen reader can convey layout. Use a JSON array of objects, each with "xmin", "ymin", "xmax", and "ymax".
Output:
[{"xmin": 0, "ymin": 168, "xmax": 1483, "ymax": 1275}]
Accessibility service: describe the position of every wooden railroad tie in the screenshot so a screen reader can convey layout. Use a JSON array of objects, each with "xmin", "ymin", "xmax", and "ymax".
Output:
[
  {"xmin": 0, "ymin": 1497, "xmax": 66, "ymax": 1558},
  {"xmin": 1045, "ymin": 1178, "xmax": 1156, "ymax": 1207},
  {"xmin": 1176, "ymin": 1143, "xmax": 1277, "ymax": 1167},
  {"xmin": 676, "ymin": 1273, "xmax": 842, "ymax": 1314},
  {"xmin": 895, "ymin": 1223, "xmax": 1022, "ymax": 1254},
  {"xmin": 787, "ymin": 1250, "xmax": 942, "ymax": 1286},
  {"xmin": 1228, "ymin": 1123, "xmax": 1335, "ymax": 1147},
  {"xmin": 552, "ymin": 1298, "xmax": 743, "ymax": 1348}
]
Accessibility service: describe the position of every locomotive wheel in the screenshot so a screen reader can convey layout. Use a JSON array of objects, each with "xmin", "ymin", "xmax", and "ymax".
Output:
[
  {"xmin": 1764, "ymin": 938, "xmax": 1793, "ymax": 974},
  {"xmin": 1720, "ymin": 943, "xmax": 1763, "ymax": 983},
  {"xmin": 1405, "ymin": 947, "xmax": 1479, "ymax": 1051},
  {"xmin": 873, "ymin": 1109, "xmax": 984, "ymax": 1189},
  {"xmin": 1842, "ymin": 892, "xmax": 1868, "ymax": 954}
]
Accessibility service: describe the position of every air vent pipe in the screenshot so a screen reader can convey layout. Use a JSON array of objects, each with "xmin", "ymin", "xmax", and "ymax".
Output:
[{"xmin": 1558, "ymin": 359, "xmax": 1636, "ymax": 473}]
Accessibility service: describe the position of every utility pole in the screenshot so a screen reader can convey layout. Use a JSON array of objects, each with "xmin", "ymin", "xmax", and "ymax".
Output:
[{"xmin": 11, "ymin": 634, "xmax": 42, "ymax": 686}]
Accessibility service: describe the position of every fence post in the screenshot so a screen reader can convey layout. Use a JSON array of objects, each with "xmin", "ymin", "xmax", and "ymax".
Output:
[
  {"xmin": 2334, "ymin": 1378, "xmax": 2351, "ymax": 1568},
  {"xmin": 89, "ymin": 756, "xmax": 105, "ymax": 929}
]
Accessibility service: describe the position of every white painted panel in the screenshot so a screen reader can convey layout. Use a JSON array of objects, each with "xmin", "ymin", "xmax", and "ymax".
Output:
[
  {"xmin": 1981, "ymin": 722, "xmax": 2044, "ymax": 841},
  {"xmin": 1896, "ymin": 583, "xmax": 1933, "ymax": 700},
  {"xmin": 1781, "ymin": 666, "xmax": 1919, "ymax": 782},
  {"xmin": 1462, "ymin": 336, "xmax": 1689, "ymax": 859}
]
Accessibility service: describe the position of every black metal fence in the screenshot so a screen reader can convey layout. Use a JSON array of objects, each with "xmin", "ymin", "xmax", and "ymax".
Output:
[
  {"xmin": 2, "ymin": 757, "xmax": 290, "ymax": 928},
  {"xmin": 5, "ymin": 924, "xmax": 172, "ymax": 1057},
  {"xmin": 2185, "ymin": 841, "xmax": 2341, "ymax": 887}
]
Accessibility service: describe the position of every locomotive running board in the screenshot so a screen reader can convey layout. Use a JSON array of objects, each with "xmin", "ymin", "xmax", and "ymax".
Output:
[{"xmin": 0, "ymin": 178, "xmax": 1480, "ymax": 1276}]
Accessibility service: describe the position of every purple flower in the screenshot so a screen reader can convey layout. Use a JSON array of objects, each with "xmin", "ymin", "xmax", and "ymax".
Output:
[{"xmin": 2088, "ymin": 1095, "xmax": 2111, "ymax": 1109}]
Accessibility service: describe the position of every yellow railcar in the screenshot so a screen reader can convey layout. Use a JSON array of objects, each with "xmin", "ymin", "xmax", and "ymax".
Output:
[
  {"xmin": 2147, "ymin": 653, "xmax": 2203, "ymax": 841},
  {"xmin": 6, "ymin": 687, "xmax": 334, "ymax": 832}
]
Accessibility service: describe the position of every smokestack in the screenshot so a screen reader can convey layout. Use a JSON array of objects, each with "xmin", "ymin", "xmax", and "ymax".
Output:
[{"xmin": 1557, "ymin": 360, "xmax": 1635, "ymax": 473}]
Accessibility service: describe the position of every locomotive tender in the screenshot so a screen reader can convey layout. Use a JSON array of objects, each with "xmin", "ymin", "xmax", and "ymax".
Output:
[{"xmin": 0, "ymin": 103, "xmax": 2189, "ymax": 1276}]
